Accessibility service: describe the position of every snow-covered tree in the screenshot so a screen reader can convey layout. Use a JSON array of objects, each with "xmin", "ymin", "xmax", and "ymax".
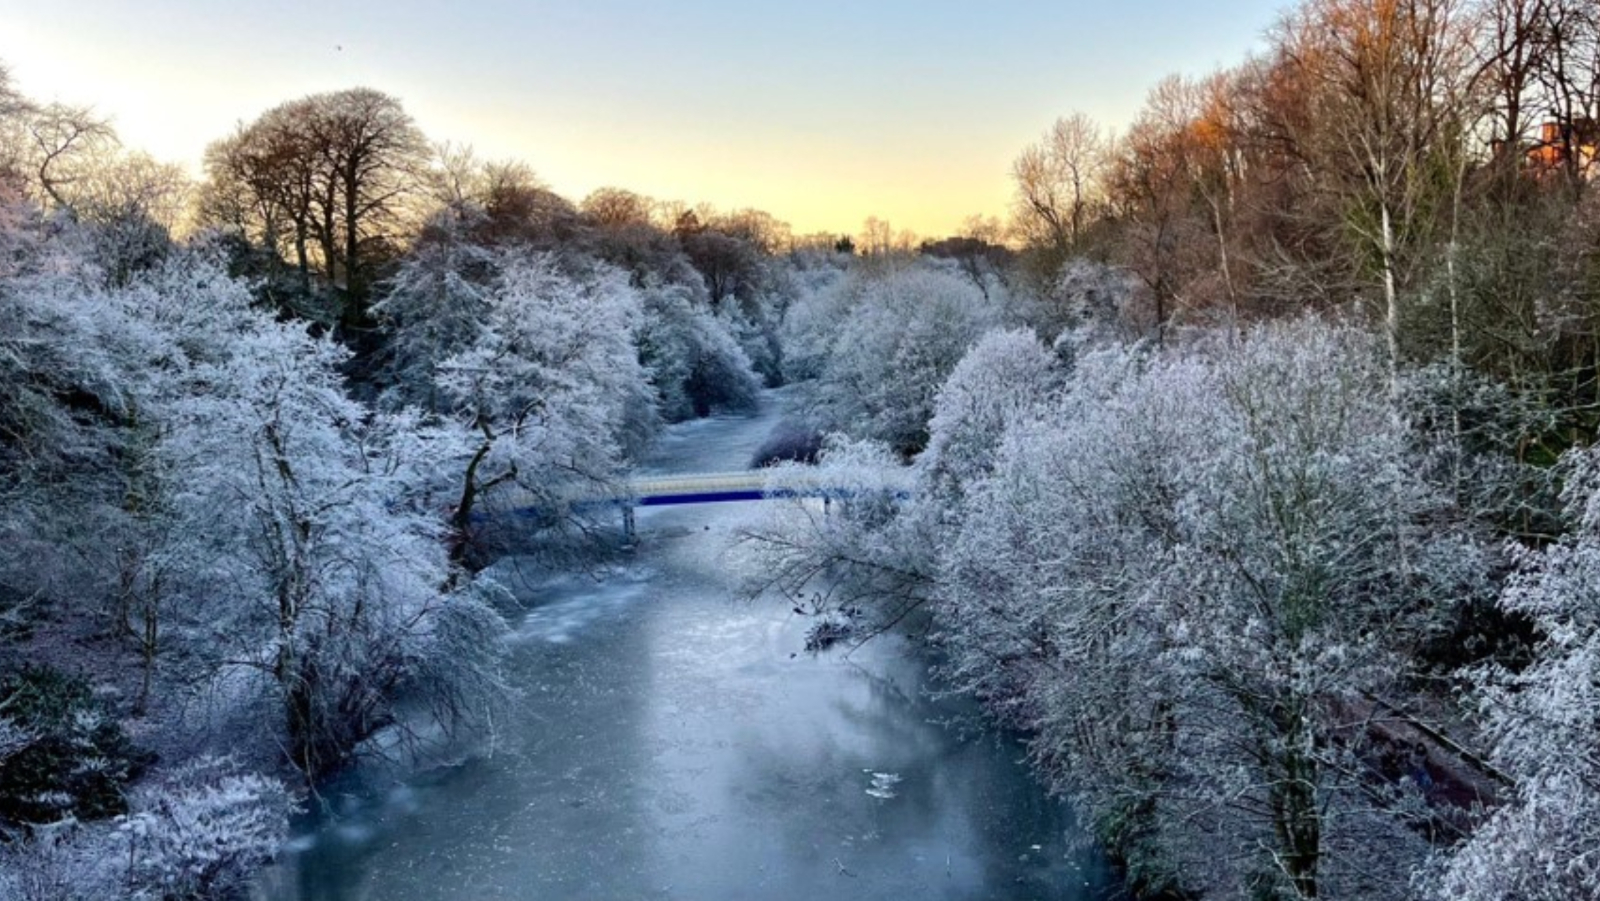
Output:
[
  {"xmin": 433, "ymin": 252, "xmax": 656, "ymax": 564},
  {"xmin": 1435, "ymin": 442, "xmax": 1600, "ymax": 899},
  {"xmin": 157, "ymin": 306, "xmax": 505, "ymax": 775},
  {"xmin": 0, "ymin": 193, "xmax": 135, "ymax": 634},
  {"xmin": 375, "ymin": 204, "xmax": 500, "ymax": 411},
  {"xmin": 919, "ymin": 327, "xmax": 1061, "ymax": 506},
  {"xmin": 636, "ymin": 279, "xmax": 761, "ymax": 421},
  {"xmin": 789, "ymin": 264, "xmax": 1005, "ymax": 455},
  {"xmin": 25, "ymin": 247, "xmax": 505, "ymax": 778},
  {"xmin": 936, "ymin": 321, "xmax": 1482, "ymax": 898},
  {"xmin": 1, "ymin": 183, "xmax": 511, "ymax": 826},
  {"xmin": 936, "ymin": 340, "xmax": 1201, "ymax": 893}
]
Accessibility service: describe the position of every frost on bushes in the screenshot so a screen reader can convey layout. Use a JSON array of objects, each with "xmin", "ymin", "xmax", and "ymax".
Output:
[
  {"xmin": 935, "ymin": 342, "xmax": 1202, "ymax": 892},
  {"xmin": 1399, "ymin": 361, "xmax": 1560, "ymax": 535},
  {"xmin": 382, "ymin": 241, "xmax": 661, "ymax": 469},
  {"xmin": 117, "ymin": 756, "xmax": 291, "ymax": 900},
  {"xmin": 638, "ymin": 280, "xmax": 762, "ymax": 421},
  {"xmin": 777, "ymin": 267, "xmax": 855, "ymax": 383},
  {"xmin": 0, "ymin": 758, "xmax": 289, "ymax": 901},
  {"xmin": 0, "ymin": 817, "xmax": 127, "ymax": 901},
  {"xmin": 935, "ymin": 320, "xmax": 1478, "ymax": 899},
  {"xmin": 1434, "ymin": 443, "xmax": 1600, "ymax": 899},
  {"xmin": 737, "ymin": 438, "xmax": 929, "ymax": 636},
  {"xmin": 784, "ymin": 264, "xmax": 1005, "ymax": 455}
]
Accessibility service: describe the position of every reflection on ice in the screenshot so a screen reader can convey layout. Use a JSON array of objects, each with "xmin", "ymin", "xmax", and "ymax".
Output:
[
  {"xmin": 864, "ymin": 771, "xmax": 903, "ymax": 800},
  {"xmin": 510, "ymin": 580, "xmax": 651, "ymax": 645}
]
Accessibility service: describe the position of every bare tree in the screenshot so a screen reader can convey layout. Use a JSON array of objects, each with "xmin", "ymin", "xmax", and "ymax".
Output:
[
  {"xmin": 200, "ymin": 88, "xmax": 428, "ymax": 331},
  {"xmin": 16, "ymin": 102, "xmax": 116, "ymax": 213},
  {"xmin": 1535, "ymin": 0, "xmax": 1600, "ymax": 195},
  {"xmin": 1010, "ymin": 112, "xmax": 1108, "ymax": 257},
  {"xmin": 1107, "ymin": 76, "xmax": 1212, "ymax": 342},
  {"xmin": 581, "ymin": 186, "xmax": 654, "ymax": 228},
  {"xmin": 0, "ymin": 64, "xmax": 32, "ymax": 187},
  {"xmin": 1271, "ymin": 0, "xmax": 1484, "ymax": 369},
  {"xmin": 1480, "ymin": 0, "xmax": 1550, "ymax": 171}
]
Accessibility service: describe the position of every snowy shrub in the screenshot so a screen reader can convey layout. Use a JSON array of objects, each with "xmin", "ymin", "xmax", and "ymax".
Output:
[
  {"xmin": 117, "ymin": 756, "xmax": 292, "ymax": 900},
  {"xmin": 0, "ymin": 198, "xmax": 139, "ymax": 630},
  {"xmin": 0, "ymin": 818, "xmax": 126, "ymax": 901},
  {"xmin": 638, "ymin": 280, "xmax": 761, "ymax": 421},
  {"xmin": 1399, "ymin": 360, "xmax": 1561, "ymax": 538},
  {"xmin": 0, "ymin": 757, "xmax": 289, "ymax": 901},
  {"xmin": 790, "ymin": 264, "xmax": 1006, "ymax": 455},
  {"xmin": 1434, "ymin": 444, "xmax": 1600, "ymax": 899}
]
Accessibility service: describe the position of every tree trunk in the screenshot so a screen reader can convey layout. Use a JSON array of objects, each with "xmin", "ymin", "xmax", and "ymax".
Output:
[
  {"xmin": 1380, "ymin": 200, "xmax": 1401, "ymax": 380},
  {"xmin": 1269, "ymin": 704, "xmax": 1322, "ymax": 899},
  {"xmin": 343, "ymin": 160, "xmax": 365, "ymax": 331}
]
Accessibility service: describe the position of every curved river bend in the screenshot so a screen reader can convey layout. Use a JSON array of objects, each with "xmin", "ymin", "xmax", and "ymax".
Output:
[{"xmin": 256, "ymin": 393, "xmax": 1119, "ymax": 900}]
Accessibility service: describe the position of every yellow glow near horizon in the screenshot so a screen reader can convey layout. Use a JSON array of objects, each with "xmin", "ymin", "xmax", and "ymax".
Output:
[{"xmin": 0, "ymin": 0, "xmax": 1283, "ymax": 240}]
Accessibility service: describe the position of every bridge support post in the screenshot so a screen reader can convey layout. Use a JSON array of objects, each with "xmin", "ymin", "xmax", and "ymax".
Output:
[{"xmin": 622, "ymin": 504, "xmax": 636, "ymax": 543}]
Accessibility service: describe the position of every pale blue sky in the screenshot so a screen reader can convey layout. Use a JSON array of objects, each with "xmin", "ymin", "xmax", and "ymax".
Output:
[{"xmin": 0, "ymin": 1, "xmax": 1286, "ymax": 235}]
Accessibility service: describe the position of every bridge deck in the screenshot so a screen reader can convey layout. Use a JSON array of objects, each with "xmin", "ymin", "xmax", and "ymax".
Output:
[
  {"xmin": 628, "ymin": 472, "xmax": 773, "ymax": 505},
  {"xmin": 488, "ymin": 469, "xmax": 908, "ymax": 517},
  {"xmin": 483, "ymin": 468, "xmax": 912, "ymax": 539}
]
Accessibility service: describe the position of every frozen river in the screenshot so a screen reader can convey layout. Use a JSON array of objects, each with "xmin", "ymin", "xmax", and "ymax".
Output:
[{"xmin": 257, "ymin": 392, "xmax": 1118, "ymax": 900}]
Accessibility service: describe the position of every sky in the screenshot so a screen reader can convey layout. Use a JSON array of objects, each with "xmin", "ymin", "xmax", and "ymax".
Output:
[{"xmin": 0, "ymin": 1, "xmax": 1287, "ymax": 237}]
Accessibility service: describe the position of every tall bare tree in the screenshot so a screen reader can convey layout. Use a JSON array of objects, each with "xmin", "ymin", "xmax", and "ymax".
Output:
[
  {"xmin": 12, "ymin": 101, "xmax": 116, "ymax": 213},
  {"xmin": 1107, "ymin": 77, "xmax": 1213, "ymax": 341},
  {"xmin": 1272, "ymin": 0, "xmax": 1484, "ymax": 369},
  {"xmin": 201, "ymin": 88, "xmax": 427, "ymax": 332},
  {"xmin": 1010, "ymin": 112, "xmax": 1108, "ymax": 258}
]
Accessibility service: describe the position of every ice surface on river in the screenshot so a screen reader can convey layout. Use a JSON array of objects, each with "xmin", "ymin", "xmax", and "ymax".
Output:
[{"xmin": 256, "ymin": 389, "xmax": 1119, "ymax": 901}]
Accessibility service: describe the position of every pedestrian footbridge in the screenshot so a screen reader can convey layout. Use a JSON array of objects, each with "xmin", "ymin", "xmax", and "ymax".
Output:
[
  {"xmin": 626, "ymin": 471, "xmax": 778, "ymax": 506},
  {"xmin": 489, "ymin": 469, "xmax": 910, "ymax": 540}
]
